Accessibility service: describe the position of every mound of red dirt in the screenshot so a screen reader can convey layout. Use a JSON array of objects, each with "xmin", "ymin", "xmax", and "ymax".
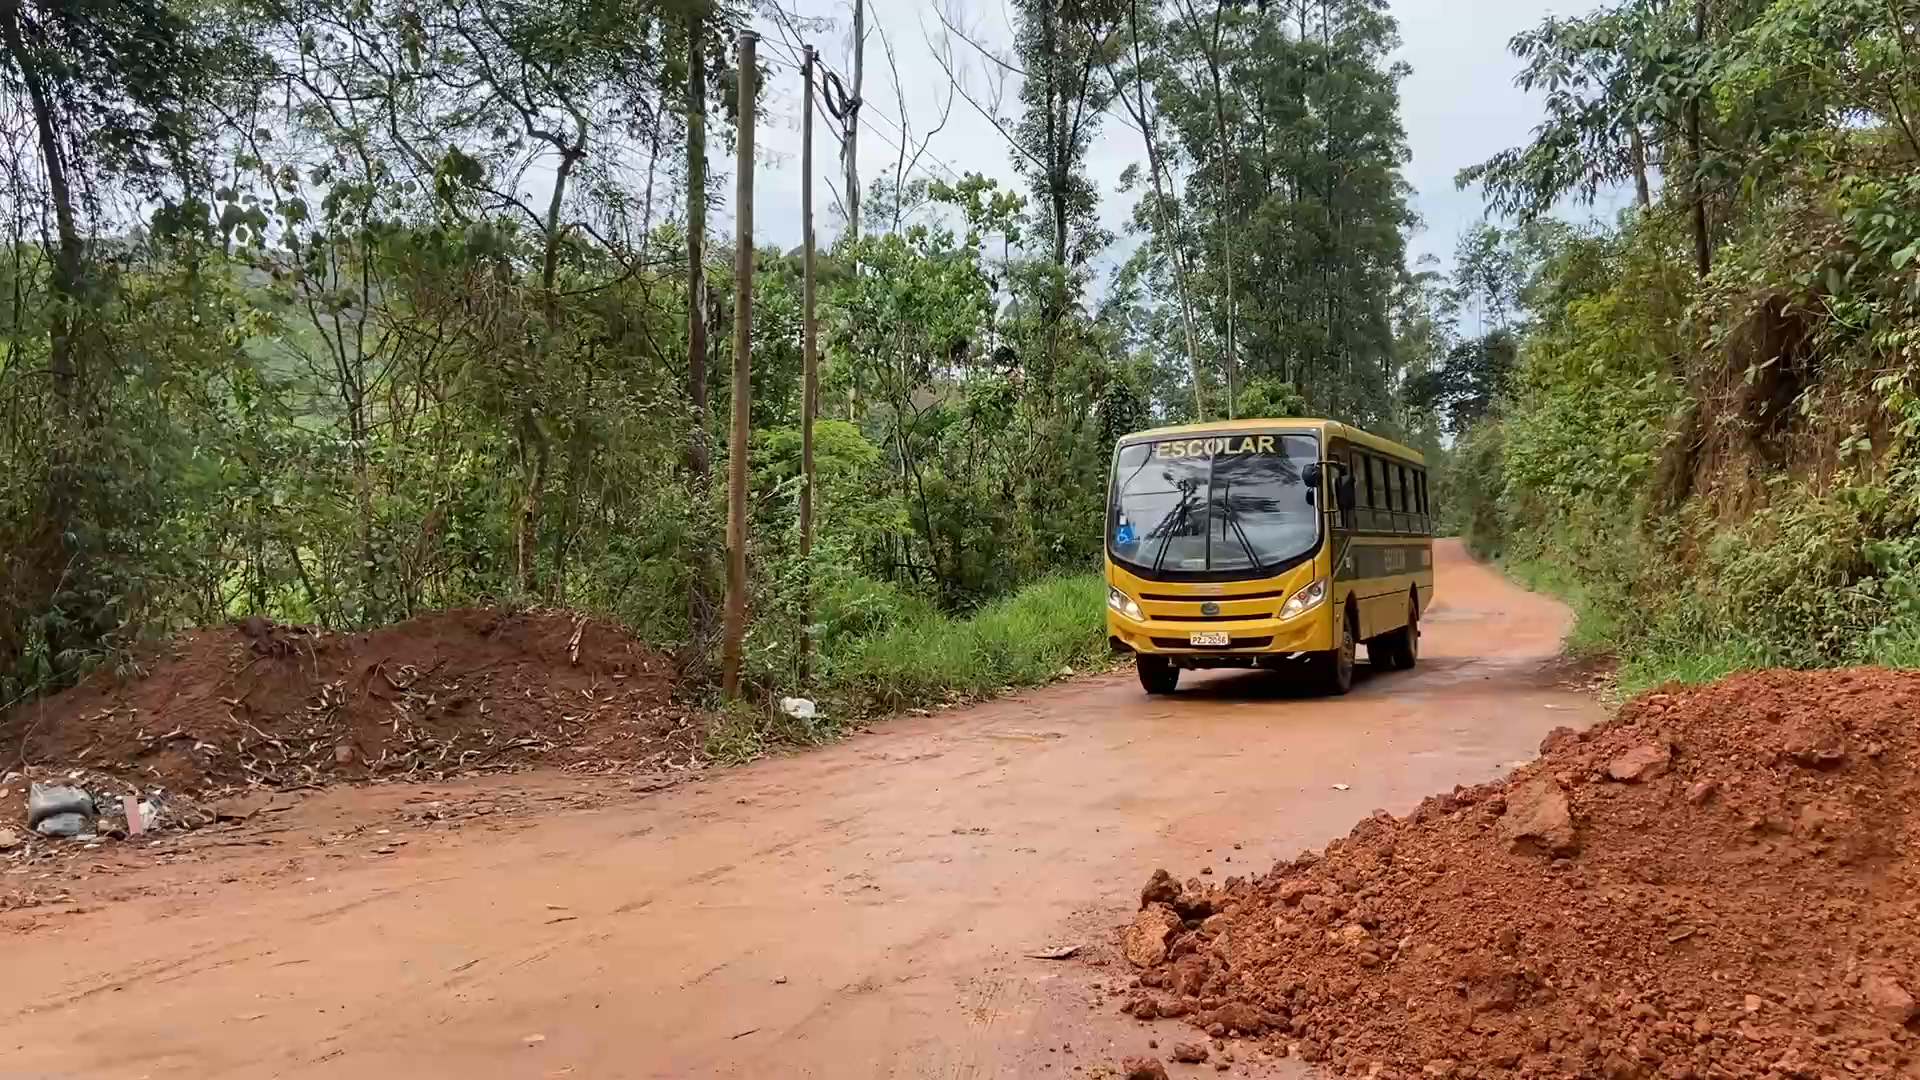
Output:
[
  {"xmin": 1, "ymin": 609, "xmax": 701, "ymax": 803},
  {"xmin": 1115, "ymin": 669, "xmax": 1920, "ymax": 1080}
]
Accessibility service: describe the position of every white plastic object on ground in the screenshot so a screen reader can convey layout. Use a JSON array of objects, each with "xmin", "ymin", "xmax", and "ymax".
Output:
[{"xmin": 27, "ymin": 783, "xmax": 94, "ymax": 827}]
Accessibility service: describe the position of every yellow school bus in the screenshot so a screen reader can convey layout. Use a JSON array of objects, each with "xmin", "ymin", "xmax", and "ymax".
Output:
[{"xmin": 1105, "ymin": 419, "xmax": 1435, "ymax": 695}]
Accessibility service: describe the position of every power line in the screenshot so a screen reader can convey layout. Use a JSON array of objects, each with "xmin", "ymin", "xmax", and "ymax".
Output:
[
  {"xmin": 758, "ymin": 28, "xmax": 968, "ymax": 190},
  {"xmin": 858, "ymin": 101, "xmax": 965, "ymax": 183}
]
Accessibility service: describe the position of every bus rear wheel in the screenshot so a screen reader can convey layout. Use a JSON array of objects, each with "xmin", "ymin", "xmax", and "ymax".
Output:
[
  {"xmin": 1375, "ymin": 593, "xmax": 1421, "ymax": 670},
  {"xmin": 1137, "ymin": 655, "xmax": 1180, "ymax": 695}
]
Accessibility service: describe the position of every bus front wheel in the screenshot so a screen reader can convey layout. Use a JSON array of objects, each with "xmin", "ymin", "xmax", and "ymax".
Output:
[
  {"xmin": 1137, "ymin": 655, "xmax": 1180, "ymax": 695},
  {"xmin": 1312, "ymin": 606, "xmax": 1357, "ymax": 696}
]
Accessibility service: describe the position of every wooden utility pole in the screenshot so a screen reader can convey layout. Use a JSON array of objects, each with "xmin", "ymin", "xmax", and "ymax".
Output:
[
  {"xmin": 721, "ymin": 30, "xmax": 757, "ymax": 700},
  {"xmin": 798, "ymin": 45, "xmax": 820, "ymax": 684},
  {"xmin": 846, "ymin": 0, "xmax": 864, "ymax": 241}
]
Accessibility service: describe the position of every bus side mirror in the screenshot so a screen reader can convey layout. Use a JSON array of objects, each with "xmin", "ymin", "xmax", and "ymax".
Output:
[{"xmin": 1302, "ymin": 463, "xmax": 1322, "ymax": 489}]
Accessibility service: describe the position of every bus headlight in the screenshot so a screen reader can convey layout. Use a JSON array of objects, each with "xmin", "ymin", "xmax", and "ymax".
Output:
[
  {"xmin": 1280, "ymin": 578, "xmax": 1327, "ymax": 620},
  {"xmin": 1108, "ymin": 586, "xmax": 1145, "ymax": 622}
]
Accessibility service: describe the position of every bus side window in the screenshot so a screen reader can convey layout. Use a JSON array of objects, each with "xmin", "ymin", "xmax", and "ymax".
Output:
[
  {"xmin": 1417, "ymin": 470, "xmax": 1429, "ymax": 523},
  {"xmin": 1367, "ymin": 455, "xmax": 1384, "ymax": 529},
  {"xmin": 1338, "ymin": 452, "xmax": 1358, "ymax": 529},
  {"xmin": 1397, "ymin": 465, "xmax": 1411, "ymax": 516},
  {"xmin": 1383, "ymin": 463, "xmax": 1401, "ymax": 532}
]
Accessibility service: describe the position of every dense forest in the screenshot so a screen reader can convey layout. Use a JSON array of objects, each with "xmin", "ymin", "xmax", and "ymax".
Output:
[
  {"xmin": 2, "ymin": 0, "xmax": 1916, "ymax": 714},
  {"xmin": 0, "ymin": 0, "xmax": 1450, "ymax": 711},
  {"xmin": 1443, "ymin": 0, "xmax": 1920, "ymax": 687}
]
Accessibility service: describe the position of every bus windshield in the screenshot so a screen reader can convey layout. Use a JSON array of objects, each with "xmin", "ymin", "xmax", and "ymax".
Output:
[{"xmin": 1108, "ymin": 433, "xmax": 1322, "ymax": 578}]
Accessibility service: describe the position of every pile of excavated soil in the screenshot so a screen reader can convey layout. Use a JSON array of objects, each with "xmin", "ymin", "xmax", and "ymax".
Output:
[
  {"xmin": 1, "ymin": 609, "xmax": 702, "ymax": 806},
  {"xmin": 1114, "ymin": 669, "xmax": 1920, "ymax": 1080}
]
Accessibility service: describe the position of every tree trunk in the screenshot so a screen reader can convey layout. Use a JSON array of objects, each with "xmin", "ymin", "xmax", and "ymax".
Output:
[
  {"xmin": 0, "ymin": 0, "xmax": 80, "ymax": 392},
  {"xmin": 1117, "ymin": 0, "xmax": 1205, "ymax": 420},
  {"xmin": 516, "ymin": 129, "xmax": 584, "ymax": 598},
  {"xmin": 1043, "ymin": 0, "xmax": 1068, "ymax": 269},
  {"xmin": 1629, "ymin": 125, "xmax": 1652, "ymax": 210},
  {"xmin": 1688, "ymin": 0, "xmax": 1711, "ymax": 278},
  {"xmin": 516, "ymin": 412, "xmax": 549, "ymax": 598},
  {"xmin": 686, "ymin": 15, "xmax": 712, "ymax": 479},
  {"xmin": 351, "ymin": 392, "xmax": 378, "ymax": 620},
  {"xmin": 1206, "ymin": 31, "xmax": 1236, "ymax": 417},
  {"xmin": 639, "ymin": 108, "xmax": 662, "ymax": 262},
  {"xmin": 720, "ymin": 31, "xmax": 757, "ymax": 701}
]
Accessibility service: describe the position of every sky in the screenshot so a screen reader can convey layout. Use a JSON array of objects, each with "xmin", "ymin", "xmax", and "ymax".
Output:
[{"xmin": 728, "ymin": 0, "xmax": 1617, "ymax": 282}]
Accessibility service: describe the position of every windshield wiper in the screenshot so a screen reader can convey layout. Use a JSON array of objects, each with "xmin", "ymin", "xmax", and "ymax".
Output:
[
  {"xmin": 1149, "ymin": 493, "xmax": 1199, "ymax": 575},
  {"xmin": 1215, "ymin": 480, "xmax": 1266, "ymax": 575}
]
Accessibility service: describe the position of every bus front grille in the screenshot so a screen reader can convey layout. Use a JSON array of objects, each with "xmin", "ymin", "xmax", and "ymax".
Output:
[{"xmin": 1149, "ymin": 613, "xmax": 1273, "ymax": 622}]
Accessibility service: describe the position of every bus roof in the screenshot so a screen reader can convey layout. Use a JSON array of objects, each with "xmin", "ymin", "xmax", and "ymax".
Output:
[{"xmin": 1117, "ymin": 418, "xmax": 1425, "ymax": 466}]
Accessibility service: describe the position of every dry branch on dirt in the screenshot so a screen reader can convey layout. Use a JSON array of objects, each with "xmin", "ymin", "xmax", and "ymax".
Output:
[{"xmin": 1110, "ymin": 669, "xmax": 1920, "ymax": 1080}]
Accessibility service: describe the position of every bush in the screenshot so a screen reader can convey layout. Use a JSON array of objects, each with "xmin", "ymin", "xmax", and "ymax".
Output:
[
  {"xmin": 821, "ymin": 574, "xmax": 1110, "ymax": 714},
  {"xmin": 1454, "ymin": 189, "xmax": 1920, "ymax": 693}
]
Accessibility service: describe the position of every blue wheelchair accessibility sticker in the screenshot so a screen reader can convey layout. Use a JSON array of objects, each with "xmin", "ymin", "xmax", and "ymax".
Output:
[{"xmin": 1114, "ymin": 523, "xmax": 1137, "ymax": 546}]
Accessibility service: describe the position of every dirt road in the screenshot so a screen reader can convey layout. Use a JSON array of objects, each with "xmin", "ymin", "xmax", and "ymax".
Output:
[{"xmin": 0, "ymin": 541, "xmax": 1603, "ymax": 1079}]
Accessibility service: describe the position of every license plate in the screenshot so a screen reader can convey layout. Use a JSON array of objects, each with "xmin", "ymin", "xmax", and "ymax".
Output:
[{"xmin": 1190, "ymin": 631, "xmax": 1231, "ymax": 647}]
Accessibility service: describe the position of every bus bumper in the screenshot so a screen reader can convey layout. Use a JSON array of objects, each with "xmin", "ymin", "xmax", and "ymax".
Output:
[{"xmin": 1106, "ymin": 609, "xmax": 1334, "ymax": 666}]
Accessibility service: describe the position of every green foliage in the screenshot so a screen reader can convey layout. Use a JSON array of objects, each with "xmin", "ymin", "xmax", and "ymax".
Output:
[
  {"xmin": 1440, "ymin": 421, "xmax": 1507, "ymax": 548},
  {"xmin": 703, "ymin": 695, "xmax": 844, "ymax": 766},
  {"xmin": 1143, "ymin": 0, "xmax": 1415, "ymax": 424},
  {"xmin": 705, "ymin": 573, "xmax": 1113, "ymax": 762},
  {"xmin": 1007, "ymin": 0, "xmax": 1118, "ymax": 270},
  {"xmin": 1234, "ymin": 377, "xmax": 1307, "ymax": 420},
  {"xmin": 0, "ymin": 0, "xmax": 1439, "ymax": 728},
  {"xmin": 1455, "ymin": 0, "xmax": 1920, "ymax": 688},
  {"xmin": 821, "ymin": 575, "xmax": 1112, "ymax": 715}
]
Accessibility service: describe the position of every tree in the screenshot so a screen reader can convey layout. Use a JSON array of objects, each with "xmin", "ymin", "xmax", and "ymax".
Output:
[
  {"xmin": 0, "ymin": 0, "xmax": 237, "ymax": 696},
  {"xmin": 1101, "ymin": 0, "xmax": 1205, "ymax": 419},
  {"xmin": 1456, "ymin": 4, "xmax": 1672, "ymax": 219},
  {"xmin": 1408, "ymin": 330, "xmax": 1519, "ymax": 436},
  {"xmin": 1153, "ymin": 0, "xmax": 1415, "ymax": 426}
]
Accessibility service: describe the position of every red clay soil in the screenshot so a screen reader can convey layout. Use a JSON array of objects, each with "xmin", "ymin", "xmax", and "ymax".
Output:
[
  {"xmin": 1, "ymin": 609, "xmax": 700, "ymax": 803},
  {"xmin": 1115, "ymin": 668, "xmax": 1920, "ymax": 1080}
]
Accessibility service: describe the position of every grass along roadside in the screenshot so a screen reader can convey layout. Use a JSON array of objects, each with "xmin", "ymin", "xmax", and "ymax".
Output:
[
  {"xmin": 704, "ymin": 574, "xmax": 1115, "ymax": 763},
  {"xmin": 1502, "ymin": 553, "xmax": 1783, "ymax": 697},
  {"xmin": 1500, "ymin": 552, "xmax": 1920, "ymax": 698}
]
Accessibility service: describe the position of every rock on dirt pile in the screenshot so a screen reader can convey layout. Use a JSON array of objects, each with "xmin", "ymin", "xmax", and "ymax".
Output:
[
  {"xmin": 1, "ymin": 609, "xmax": 699, "ymax": 808},
  {"xmin": 1114, "ymin": 669, "xmax": 1920, "ymax": 1080}
]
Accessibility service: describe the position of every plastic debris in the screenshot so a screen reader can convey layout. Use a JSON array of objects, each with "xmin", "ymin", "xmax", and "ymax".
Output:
[
  {"xmin": 34, "ymin": 812, "xmax": 91, "ymax": 838},
  {"xmin": 780, "ymin": 697, "xmax": 818, "ymax": 720},
  {"xmin": 27, "ymin": 783, "xmax": 94, "ymax": 828}
]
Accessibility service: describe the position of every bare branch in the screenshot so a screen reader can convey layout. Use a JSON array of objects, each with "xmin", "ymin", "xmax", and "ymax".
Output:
[
  {"xmin": 925, "ymin": 5, "xmax": 1043, "ymax": 169},
  {"xmin": 933, "ymin": 1, "xmax": 1029, "ymax": 78}
]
